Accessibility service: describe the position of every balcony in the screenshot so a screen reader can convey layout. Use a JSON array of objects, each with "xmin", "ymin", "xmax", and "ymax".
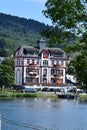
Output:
[
  {"xmin": 28, "ymin": 72, "xmax": 38, "ymax": 76},
  {"xmin": 54, "ymin": 74, "xmax": 62, "ymax": 78},
  {"xmin": 28, "ymin": 63, "xmax": 39, "ymax": 67},
  {"xmin": 53, "ymin": 64, "xmax": 62, "ymax": 68}
]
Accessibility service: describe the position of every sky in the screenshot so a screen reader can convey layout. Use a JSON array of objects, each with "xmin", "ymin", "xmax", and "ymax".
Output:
[{"xmin": 0, "ymin": 0, "xmax": 52, "ymax": 25}]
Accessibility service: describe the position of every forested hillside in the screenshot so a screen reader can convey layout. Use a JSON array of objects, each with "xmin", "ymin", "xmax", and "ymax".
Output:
[{"xmin": 0, "ymin": 13, "xmax": 49, "ymax": 56}]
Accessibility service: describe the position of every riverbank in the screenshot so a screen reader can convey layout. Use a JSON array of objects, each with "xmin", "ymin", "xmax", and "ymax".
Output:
[
  {"xmin": 1, "ymin": 90, "xmax": 87, "ymax": 102},
  {"xmin": 79, "ymin": 93, "xmax": 87, "ymax": 102},
  {"xmin": 0, "ymin": 91, "xmax": 57, "ymax": 99}
]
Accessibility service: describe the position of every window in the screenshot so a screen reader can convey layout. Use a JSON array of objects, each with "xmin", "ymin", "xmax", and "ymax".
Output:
[
  {"xmin": 32, "ymin": 59, "xmax": 34, "ymax": 64},
  {"xmin": 56, "ymin": 69, "xmax": 60, "ymax": 75},
  {"xmin": 17, "ymin": 51, "xmax": 20, "ymax": 55},
  {"xmin": 52, "ymin": 60, "xmax": 54, "ymax": 65},
  {"xmin": 36, "ymin": 78, "xmax": 39, "ymax": 83},
  {"xmin": 51, "ymin": 78, "xmax": 56, "ymax": 83},
  {"xmin": 17, "ymin": 59, "xmax": 20, "ymax": 65},
  {"xmin": 27, "ymin": 77, "xmax": 36, "ymax": 83},
  {"xmin": 57, "ymin": 60, "xmax": 59, "ymax": 65},
  {"xmin": 43, "ymin": 51, "xmax": 49, "ymax": 58},
  {"xmin": 43, "ymin": 69, "xmax": 47, "ymax": 74},
  {"xmin": 52, "ymin": 52, "xmax": 63, "ymax": 57},
  {"xmin": 26, "ymin": 68, "xmax": 29, "ymax": 73},
  {"xmin": 60, "ymin": 70, "xmax": 63, "ymax": 76},
  {"xmin": 61, "ymin": 61, "xmax": 64, "ymax": 66},
  {"xmin": 43, "ymin": 78, "xmax": 47, "ymax": 83},
  {"xmin": 54, "ymin": 69, "xmax": 63, "ymax": 76},
  {"xmin": 36, "ymin": 69, "xmax": 39, "ymax": 74},
  {"xmin": 37, "ymin": 60, "xmax": 39, "ymax": 65},
  {"xmin": 27, "ymin": 59, "xmax": 29, "ymax": 64},
  {"xmin": 43, "ymin": 69, "xmax": 47, "ymax": 76},
  {"xmin": 51, "ymin": 69, "xmax": 55, "ymax": 75},
  {"xmin": 26, "ymin": 77, "xmax": 29, "ymax": 82},
  {"xmin": 43, "ymin": 60, "xmax": 48, "ymax": 66}
]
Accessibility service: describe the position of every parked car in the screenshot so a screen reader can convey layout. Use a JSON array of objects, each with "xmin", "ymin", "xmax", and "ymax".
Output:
[
  {"xmin": 77, "ymin": 89, "xmax": 84, "ymax": 94},
  {"xmin": 13, "ymin": 85, "xmax": 25, "ymax": 93},
  {"xmin": 24, "ymin": 88, "xmax": 37, "ymax": 93},
  {"xmin": 50, "ymin": 88, "xmax": 55, "ymax": 92},
  {"xmin": 42, "ymin": 87, "xmax": 50, "ymax": 92}
]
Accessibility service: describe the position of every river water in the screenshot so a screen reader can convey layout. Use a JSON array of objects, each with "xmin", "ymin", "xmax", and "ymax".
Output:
[{"xmin": 0, "ymin": 98, "xmax": 87, "ymax": 130}]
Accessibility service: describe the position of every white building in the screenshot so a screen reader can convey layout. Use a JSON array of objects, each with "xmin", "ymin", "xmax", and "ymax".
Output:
[{"xmin": 13, "ymin": 39, "xmax": 67, "ymax": 87}]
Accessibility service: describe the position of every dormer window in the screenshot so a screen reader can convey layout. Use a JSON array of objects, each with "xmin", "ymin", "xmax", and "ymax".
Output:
[{"xmin": 43, "ymin": 51, "xmax": 49, "ymax": 58}]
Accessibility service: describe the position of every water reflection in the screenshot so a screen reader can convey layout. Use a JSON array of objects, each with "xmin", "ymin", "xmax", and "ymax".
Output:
[{"xmin": 0, "ymin": 98, "xmax": 87, "ymax": 130}]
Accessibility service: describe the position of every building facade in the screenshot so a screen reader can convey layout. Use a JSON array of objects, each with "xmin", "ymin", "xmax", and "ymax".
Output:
[{"xmin": 13, "ymin": 39, "xmax": 67, "ymax": 87}]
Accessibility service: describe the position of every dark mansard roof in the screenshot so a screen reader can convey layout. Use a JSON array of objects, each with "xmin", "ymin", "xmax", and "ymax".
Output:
[
  {"xmin": 14, "ymin": 45, "xmax": 67, "ymax": 59},
  {"xmin": 48, "ymin": 48, "xmax": 66, "ymax": 58},
  {"xmin": 22, "ymin": 46, "xmax": 39, "ymax": 56}
]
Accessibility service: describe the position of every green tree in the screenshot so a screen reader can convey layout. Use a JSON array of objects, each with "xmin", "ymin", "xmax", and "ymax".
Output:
[
  {"xmin": 0, "ymin": 38, "xmax": 7, "ymax": 48},
  {"xmin": 43, "ymin": 0, "xmax": 86, "ymax": 32},
  {"xmin": 67, "ymin": 51, "xmax": 87, "ymax": 87},
  {"xmin": 1, "ymin": 57, "xmax": 14, "ymax": 70},
  {"xmin": 0, "ymin": 64, "xmax": 14, "ymax": 90},
  {"xmin": 43, "ymin": 0, "xmax": 87, "ymax": 87},
  {"xmin": 0, "ymin": 48, "xmax": 8, "ymax": 57},
  {"xmin": 43, "ymin": 0, "xmax": 87, "ymax": 45}
]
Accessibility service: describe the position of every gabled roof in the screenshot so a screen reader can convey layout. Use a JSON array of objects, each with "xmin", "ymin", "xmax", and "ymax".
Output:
[{"xmin": 40, "ymin": 47, "xmax": 67, "ymax": 58}]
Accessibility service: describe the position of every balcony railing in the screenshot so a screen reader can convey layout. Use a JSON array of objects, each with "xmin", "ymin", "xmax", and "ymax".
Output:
[{"xmin": 53, "ymin": 74, "xmax": 62, "ymax": 78}]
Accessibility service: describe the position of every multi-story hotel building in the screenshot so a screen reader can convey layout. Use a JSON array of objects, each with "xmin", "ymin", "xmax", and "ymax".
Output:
[{"xmin": 13, "ymin": 39, "xmax": 67, "ymax": 87}]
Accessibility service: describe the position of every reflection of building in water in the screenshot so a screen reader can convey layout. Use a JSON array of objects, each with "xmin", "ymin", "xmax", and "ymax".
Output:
[{"xmin": 13, "ymin": 39, "xmax": 67, "ymax": 86}]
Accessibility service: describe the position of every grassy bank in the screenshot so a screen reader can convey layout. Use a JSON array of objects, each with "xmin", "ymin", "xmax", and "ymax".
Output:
[
  {"xmin": 1, "ymin": 91, "xmax": 87, "ymax": 102},
  {"xmin": 79, "ymin": 94, "xmax": 87, "ymax": 102},
  {"xmin": 0, "ymin": 91, "xmax": 57, "ymax": 99}
]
